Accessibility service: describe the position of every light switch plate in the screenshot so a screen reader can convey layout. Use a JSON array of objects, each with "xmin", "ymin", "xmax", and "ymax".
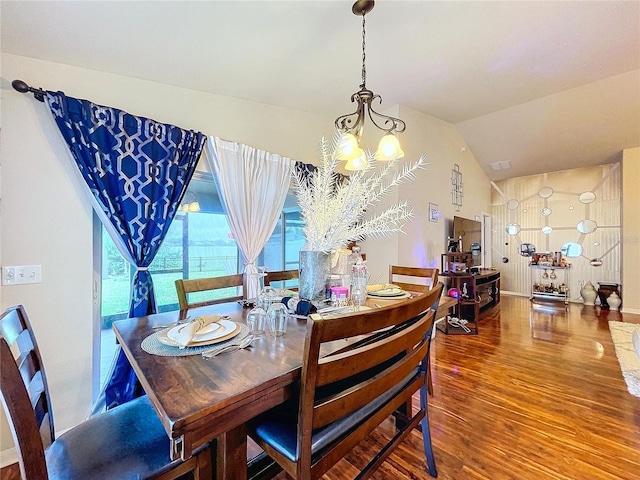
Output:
[{"xmin": 2, "ymin": 265, "xmax": 42, "ymax": 285}]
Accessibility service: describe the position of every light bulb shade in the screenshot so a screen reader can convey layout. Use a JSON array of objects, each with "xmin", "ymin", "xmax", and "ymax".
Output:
[
  {"xmin": 344, "ymin": 148, "xmax": 369, "ymax": 171},
  {"xmin": 375, "ymin": 133, "xmax": 404, "ymax": 161},
  {"xmin": 336, "ymin": 133, "xmax": 361, "ymax": 161}
]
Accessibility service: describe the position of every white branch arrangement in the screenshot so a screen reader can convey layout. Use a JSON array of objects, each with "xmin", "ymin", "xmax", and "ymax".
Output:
[{"xmin": 294, "ymin": 131, "xmax": 428, "ymax": 253}]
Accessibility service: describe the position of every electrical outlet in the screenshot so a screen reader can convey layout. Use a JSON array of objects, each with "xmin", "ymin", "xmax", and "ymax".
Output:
[{"xmin": 2, "ymin": 265, "xmax": 42, "ymax": 285}]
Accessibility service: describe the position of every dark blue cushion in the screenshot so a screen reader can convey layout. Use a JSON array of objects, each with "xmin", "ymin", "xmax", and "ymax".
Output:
[
  {"xmin": 251, "ymin": 369, "xmax": 419, "ymax": 463},
  {"xmin": 46, "ymin": 395, "xmax": 187, "ymax": 480}
]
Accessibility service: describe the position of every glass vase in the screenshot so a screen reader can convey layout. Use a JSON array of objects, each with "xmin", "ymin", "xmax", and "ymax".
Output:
[{"xmin": 299, "ymin": 250, "xmax": 330, "ymax": 301}]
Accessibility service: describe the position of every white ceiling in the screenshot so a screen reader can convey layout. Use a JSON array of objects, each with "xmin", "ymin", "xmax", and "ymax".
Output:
[{"xmin": 2, "ymin": 0, "xmax": 639, "ymax": 180}]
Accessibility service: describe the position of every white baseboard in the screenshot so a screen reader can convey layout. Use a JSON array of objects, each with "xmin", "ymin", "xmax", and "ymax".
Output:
[
  {"xmin": 0, "ymin": 447, "xmax": 18, "ymax": 468},
  {"xmin": 501, "ymin": 290, "xmax": 528, "ymax": 297},
  {"xmin": 621, "ymin": 307, "xmax": 640, "ymax": 315}
]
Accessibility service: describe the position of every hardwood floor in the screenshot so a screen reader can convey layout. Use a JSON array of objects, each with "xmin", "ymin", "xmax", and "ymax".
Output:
[
  {"xmin": 4, "ymin": 296, "xmax": 639, "ymax": 479},
  {"xmin": 276, "ymin": 295, "xmax": 640, "ymax": 479}
]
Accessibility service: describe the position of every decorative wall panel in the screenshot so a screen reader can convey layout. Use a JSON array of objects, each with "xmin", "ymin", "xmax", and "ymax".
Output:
[{"xmin": 491, "ymin": 164, "xmax": 621, "ymax": 302}]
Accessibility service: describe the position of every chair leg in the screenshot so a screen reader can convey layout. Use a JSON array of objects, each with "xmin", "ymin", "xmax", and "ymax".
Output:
[
  {"xmin": 419, "ymin": 385, "xmax": 437, "ymax": 477},
  {"xmin": 427, "ymin": 367, "xmax": 434, "ymax": 395}
]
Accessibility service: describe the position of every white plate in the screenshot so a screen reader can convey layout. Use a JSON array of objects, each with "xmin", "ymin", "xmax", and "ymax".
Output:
[
  {"xmin": 368, "ymin": 288, "xmax": 406, "ymax": 297},
  {"xmin": 159, "ymin": 320, "xmax": 240, "ymax": 347}
]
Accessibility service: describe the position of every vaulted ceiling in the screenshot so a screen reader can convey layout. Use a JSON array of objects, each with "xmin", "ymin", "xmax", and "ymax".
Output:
[{"xmin": 2, "ymin": 1, "xmax": 639, "ymax": 180}]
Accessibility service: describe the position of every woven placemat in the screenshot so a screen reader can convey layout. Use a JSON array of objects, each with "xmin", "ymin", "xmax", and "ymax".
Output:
[{"xmin": 141, "ymin": 322, "xmax": 249, "ymax": 357}]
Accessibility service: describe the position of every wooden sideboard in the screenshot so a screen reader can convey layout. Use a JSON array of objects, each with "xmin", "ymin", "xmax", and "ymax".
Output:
[{"xmin": 438, "ymin": 270, "xmax": 500, "ymax": 335}]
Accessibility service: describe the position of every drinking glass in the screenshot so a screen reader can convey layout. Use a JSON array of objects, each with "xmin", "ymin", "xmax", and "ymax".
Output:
[
  {"xmin": 248, "ymin": 268, "xmax": 266, "ymax": 306},
  {"xmin": 351, "ymin": 285, "xmax": 367, "ymax": 307},
  {"xmin": 267, "ymin": 302, "xmax": 288, "ymax": 337},
  {"xmin": 247, "ymin": 306, "xmax": 266, "ymax": 335},
  {"xmin": 260, "ymin": 286, "xmax": 277, "ymax": 311}
]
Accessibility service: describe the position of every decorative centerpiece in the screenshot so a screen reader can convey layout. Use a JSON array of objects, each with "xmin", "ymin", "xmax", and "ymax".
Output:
[{"xmin": 294, "ymin": 132, "xmax": 426, "ymax": 300}]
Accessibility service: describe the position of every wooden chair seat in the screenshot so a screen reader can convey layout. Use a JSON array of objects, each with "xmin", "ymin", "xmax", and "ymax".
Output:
[
  {"xmin": 248, "ymin": 285, "xmax": 443, "ymax": 479},
  {"xmin": 0, "ymin": 305, "xmax": 212, "ymax": 480},
  {"xmin": 175, "ymin": 273, "xmax": 244, "ymax": 310}
]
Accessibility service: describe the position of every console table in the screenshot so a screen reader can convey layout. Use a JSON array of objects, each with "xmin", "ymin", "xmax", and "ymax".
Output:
[{"xmin": 438, "ymin": 270, "xmax": 501, "ymax": 335}]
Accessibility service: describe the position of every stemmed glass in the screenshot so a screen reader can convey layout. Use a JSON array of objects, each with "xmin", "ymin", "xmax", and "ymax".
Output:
[{"xmin": 247, "ymin": 268, "xmax": 268, "ymax": 335}]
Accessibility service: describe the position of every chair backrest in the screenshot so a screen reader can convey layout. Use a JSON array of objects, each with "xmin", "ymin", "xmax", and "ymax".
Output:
[
  {"xmin": 175, "ymin": 273, "xmax": 245, "ymax": 310},
  {"xmin": 389, "ymin": 265, "xmax": 439, "ymax": 293},
  {"xmin": 264, "ymin": 269, "xmax": 299, "ymax": 291},
  {"xmin": 0, "ymin": 305, "xmax": 52, "ymax": 480},
  {"xmin": 297, "ymin": 284, "xmax": 443, "ymax": 477}
]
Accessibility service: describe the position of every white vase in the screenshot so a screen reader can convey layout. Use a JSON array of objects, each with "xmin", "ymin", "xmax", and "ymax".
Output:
[
  {"xmin": 607, "ymin": 292, "xmax": 622, "ymax": 311},
  {"xmin": 299, "ymin": 251, "xmax": 330, "ymax": 301},
  {"xmin": 580, "ymin": 281, "xmax": 597, "ymax": 306}
]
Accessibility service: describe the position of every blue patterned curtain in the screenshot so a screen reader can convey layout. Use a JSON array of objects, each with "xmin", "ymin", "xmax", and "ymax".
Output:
[{"xmin": 45, "ymin": 91, "xmax": 205, "ymax": 407}]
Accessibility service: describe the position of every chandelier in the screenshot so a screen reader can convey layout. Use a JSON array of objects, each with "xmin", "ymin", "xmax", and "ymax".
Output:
[{"xmin": 335, "ymin": 0, "xmax": 406, "ymax": 170}]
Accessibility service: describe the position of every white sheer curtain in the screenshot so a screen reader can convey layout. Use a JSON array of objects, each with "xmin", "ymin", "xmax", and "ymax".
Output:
[{"xmin": 204, "ymin": 136, "xmax": 294, "ymax": 299}]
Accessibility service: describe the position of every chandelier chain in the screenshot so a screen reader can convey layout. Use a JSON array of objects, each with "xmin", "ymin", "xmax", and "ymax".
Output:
[{"xmin": 361, "ymin": 14, "xmax": 367, "ymax": 89}]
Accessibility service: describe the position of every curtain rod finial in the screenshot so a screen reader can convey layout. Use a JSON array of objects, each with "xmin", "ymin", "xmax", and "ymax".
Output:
[
  {"xmin": 12, "ymin": 79, "xmax": 29, "ymax": 93},
  {"xmin": 12, "ymin": 79, "xmax": 45, "ymax": 102}
]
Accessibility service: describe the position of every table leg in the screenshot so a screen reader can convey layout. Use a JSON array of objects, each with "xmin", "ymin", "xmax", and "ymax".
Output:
[{"xmin": 216, "ymin": 424, "xmax": 248, "ymax": 480}]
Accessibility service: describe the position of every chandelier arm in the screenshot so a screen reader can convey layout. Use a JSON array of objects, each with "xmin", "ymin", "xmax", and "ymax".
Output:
[
  {"xmin": 366, "ymin": 97, "xmax": 407, "ymax": 134},
  {"xmin": 334, "ymin": 92, "xmax": 367, "ymax": 137}
]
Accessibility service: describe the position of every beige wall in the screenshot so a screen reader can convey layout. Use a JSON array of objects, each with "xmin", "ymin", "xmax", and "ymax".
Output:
[
  {"xmin": 622, "ymin": 148, "xmax": 640, "ymax": 313},
  {"xmin": 361, "ymin": 105, "xmax": 492, "ymax": 283}
]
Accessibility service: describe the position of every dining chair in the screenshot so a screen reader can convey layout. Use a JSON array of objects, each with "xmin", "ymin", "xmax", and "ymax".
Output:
[
  {"xmin": 264, "ymin": 269, "xmax": 299, "ymax": 291},
  {"xmin": 175, "ymin": 273, "xmax": 245, "ymax": 310},
  {"xmin": 389, "ymin": 266, "xmax": 440, "ymax": 395},
  {"xmin": 247, "ymin": 284, "xmax": 443, "ymax": 479},
  {"xmin": 0, "ymin": 305, "xmax": 212, "ymax": 480},
  {"xmin": 389, "ymin": 265, "xmax": 439, "ymax": 293}
]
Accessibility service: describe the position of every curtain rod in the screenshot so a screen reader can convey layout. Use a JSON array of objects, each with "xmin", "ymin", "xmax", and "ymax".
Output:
[{"xmin": 12, "ymin": 79, "xmax": 46, "ymax": 102}]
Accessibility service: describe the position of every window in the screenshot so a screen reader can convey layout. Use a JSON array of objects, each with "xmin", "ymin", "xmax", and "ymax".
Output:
[{"xmin": 97, "ymin": 172, "xmax": 303, "ymax": 386}]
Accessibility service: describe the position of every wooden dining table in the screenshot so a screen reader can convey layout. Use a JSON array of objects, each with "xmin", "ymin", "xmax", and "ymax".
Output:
[{"xmin": 112, "ymin": 294, "xmax": 423, "ymax": 479}]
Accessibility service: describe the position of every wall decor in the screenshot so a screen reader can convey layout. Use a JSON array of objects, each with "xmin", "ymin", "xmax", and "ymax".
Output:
[
  {"xmin": 429, "ymin": 202, "xmax": 440, "ymax": 222},
  {"xmin": 451, "ymin": 164, "xmax": 463, "ymax": 211},
  {"xmin": 491, "ymin": 164, "xmax": 621, "ymax": 300}
]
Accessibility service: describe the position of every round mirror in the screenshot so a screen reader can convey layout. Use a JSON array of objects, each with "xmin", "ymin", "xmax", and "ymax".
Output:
[
  {"xmin": 579, "ymin": 191, "xmax": 596, "ymax": 204},
  {"xmin": 542, "ymin": 226, "xmax": 553, "ymax": 235},
  {"xmin": 561, "ymin": 242, "xmax": 583, "ymax": 258},
  {"xmin": 541, "ymin": 207, "xmax": 552, "ymax": 216},
  {"xmin": 538, "ymin": 187, "xmax": 554, "ymax": 198},
  {"xmin": 520, "ymin": 243, "xmax": 536, "ymax": 257},
  {"xmin": 577, "ymin": 219, "xmax": 597, "ymax": 234},
  {"xmin": 506, "ymin": 223, "xmax": 521, "ymax": 235},
  {"xmin": 506, "ymin": 199, "xmax": 519, "ymax": 210}
]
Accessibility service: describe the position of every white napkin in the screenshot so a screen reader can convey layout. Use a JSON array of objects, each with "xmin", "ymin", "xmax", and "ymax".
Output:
[
  {"xmin": 633, "ymin": 328, "xmax": 640, "ymax": 358},
  {"xmin": 171, "ymin": 315, "xmax": 222, "ymax": 348}
]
